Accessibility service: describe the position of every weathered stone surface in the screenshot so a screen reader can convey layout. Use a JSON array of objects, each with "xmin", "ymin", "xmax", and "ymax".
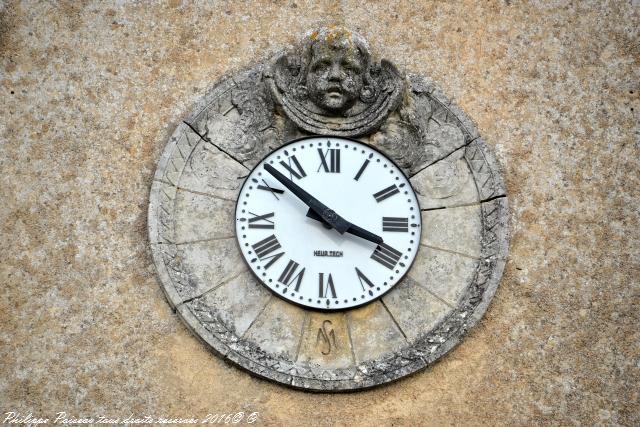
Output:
[
  {"xmin": 153, "ymin": 123, "xmax": 202, "ymax": 186},
  {"xmin": 177, "ymin": 141, "xmax": 248, "ymax": 200},
  {"xmin": 410, "ymin": 147, "xmax": 479, "ymax": 209},
  {"xmin": 173, "ymin": 189, "xmax": 235, "ymax": 243},
  {"xmin": 148, "ymin": 180, "xmax": 177, "ymax": 244},
  {"xmin": 408, "ymin": 246, "xmax": 479, "ymax": 306},
  {"xmin": 2, "ymin": 1, "xmax": 638, "ymax": 425},
  {"xmin": 197, "ymin": 270, "xmax": 271, "ymax": 337},
  {"xmin": 347, "ymin": 301, "xmax": 407, "ymax": 363},
  {"xmin": 382, "ymin": 276, "xmax": 452, "ymax": 341},
  {"xmin": 242, "ymin": 297, "xmax": 305, "ymax": 360},
  {"xmin": 171, "ymin": 239, "xmax": 246, "ymax": 302},
  {"xmin": 420, "ymin": 204, "xmax": 483, "ymax": 257}
]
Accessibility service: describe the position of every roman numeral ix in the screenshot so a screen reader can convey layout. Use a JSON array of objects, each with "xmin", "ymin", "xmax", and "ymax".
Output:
[{"xmin": 317, "ymin": 148, "xmax": 340, "ymax": 173}]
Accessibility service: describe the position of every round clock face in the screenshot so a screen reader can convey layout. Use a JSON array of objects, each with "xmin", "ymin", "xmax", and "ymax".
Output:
[{"xmin": 235, "ymin": 137, "xmax": 421, "ymax": 310}]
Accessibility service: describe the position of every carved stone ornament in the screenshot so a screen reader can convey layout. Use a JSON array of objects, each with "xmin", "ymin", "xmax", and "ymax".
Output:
[
  {"xmin": 266, "ymin": 28, "xmax": 403, "ymax": 137},
  {"xmin": 149, "ymin": 27, "xmax": 509, "ymax": 391}
]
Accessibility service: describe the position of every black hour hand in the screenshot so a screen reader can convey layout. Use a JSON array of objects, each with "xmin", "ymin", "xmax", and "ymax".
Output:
[{"xmin": 306, "ymin": 209, "xmax": 383, "ymax": 245}]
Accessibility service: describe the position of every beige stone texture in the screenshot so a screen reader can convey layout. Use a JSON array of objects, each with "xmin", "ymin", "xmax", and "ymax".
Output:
[{"xmin": 1, "ymin": 1, "xmax": 638, "ymax": 426}]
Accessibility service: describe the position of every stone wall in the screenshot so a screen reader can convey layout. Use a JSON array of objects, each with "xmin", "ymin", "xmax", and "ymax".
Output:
[{"xmin": 1, "ymin": 1, "xmax": 638, "ymax": 425}]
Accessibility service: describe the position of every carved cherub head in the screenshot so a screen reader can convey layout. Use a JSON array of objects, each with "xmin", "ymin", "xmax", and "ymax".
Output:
[
  {"xmin": 268, "ymin": 27, "xmax": 402, "ymax": 136},
  {"xmin": 302, "ymin": 28, "xmax": 374, "ymax": 113}
]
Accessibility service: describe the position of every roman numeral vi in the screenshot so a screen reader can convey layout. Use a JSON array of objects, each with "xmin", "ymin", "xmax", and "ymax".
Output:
[{"xmin": 318, "ymin": 273, "xmax": 337, "ymax": 298}]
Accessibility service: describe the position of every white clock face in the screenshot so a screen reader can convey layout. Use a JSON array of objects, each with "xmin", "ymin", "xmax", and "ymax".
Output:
[{"xmin": 235, "ymin": 136, "xmax": 422, "ymax": 310}]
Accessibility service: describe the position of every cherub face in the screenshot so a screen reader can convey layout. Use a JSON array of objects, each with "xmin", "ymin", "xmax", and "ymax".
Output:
[{"xmin": 306, "ymin": 43, "xmax": 365, "ymax": 113}]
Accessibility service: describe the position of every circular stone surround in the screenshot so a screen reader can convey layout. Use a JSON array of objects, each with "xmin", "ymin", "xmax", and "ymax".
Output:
[{"xmin": 148, "ymin": 40, "xmax": 509, "ymax": 391}]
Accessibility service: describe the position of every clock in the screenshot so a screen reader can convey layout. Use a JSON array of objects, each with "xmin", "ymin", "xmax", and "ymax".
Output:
[
  {"xmin": 148, "ymin": 27, "xmax": 509, "ymax": 391},
  {"xmin": 235, "ymin": 136, "xmax": 421, "ymax": 311}
]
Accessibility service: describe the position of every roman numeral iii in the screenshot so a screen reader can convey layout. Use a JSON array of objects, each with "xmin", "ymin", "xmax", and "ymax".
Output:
[
  {"xmin": 318, "ymin": 273, "xmax": 337, "ymax": 298},
  {"xmin": 251, "ymin": 234, "xmax": 283, "ymax": 269},
  {"xmin": 373, "ymin": 184, "xmax": 400, "ymax": 202},
  {"xmin": 371, "ymin": 243, "xmax": 403, "ymax": 270},
  {"xmin": 382, "ymin": 217, "xmax": 408, "ymax": 232},
  {"xmin": 317, "ymin": 148, "xmax": 340, "ymax": 173},
  {"xmin": 278, "ymin": 260, "xmax": 305, "ymax": 292}
]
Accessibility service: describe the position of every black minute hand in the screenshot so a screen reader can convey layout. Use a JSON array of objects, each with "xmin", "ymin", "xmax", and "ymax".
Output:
[{"xmin": 264, "ymin": 163, "xmax": 350, "ymax": 234}]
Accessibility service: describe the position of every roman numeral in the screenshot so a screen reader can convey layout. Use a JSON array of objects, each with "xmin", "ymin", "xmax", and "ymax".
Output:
[
  {"xmin": 382, "ymin": 217, "xmax": 408, "ymax": 232},
  {"xmin": 373, "ymin": 184, "xmax": 400, "ymax": 202},
  {"xmin": 278, "ymin": 260, "xmax": 305, "ymax": 292},
  {"xmin": 253, "ymin": 178, "xmax": 284, "ymax": 199},
  {"xmin": 279, "ymin": 155, "xmax": 306, "ymax": 180},
  {"xmin": 317, "ymin": 148, "xmax": 340, "ymax": 173},
  {"xmin": 318, "ymin": 273, "xmax": 337, "ymax": 298},
  {"xmin": 355, "ymin": 267, "xmax": 375, "ymax": 295},
  {"xmin": 251, "ymin": 234, "xmax": 283, "ymax": 269},
  {"xmin": 353, "ymin": 159, "xmax": 370, "ymax": 181},
  {"xmin": 248, "ymin": 212, "xmax": 275, "ymax": 229},
  {"xmin": 371, "ymin": 243, "xmax": 403, "ymax": 270},
  {"xmin": 257, "ymin": 184, "xmax": 284, "ymax": 194}
]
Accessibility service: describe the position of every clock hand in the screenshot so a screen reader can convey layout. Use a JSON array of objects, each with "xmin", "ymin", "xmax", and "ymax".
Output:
[
  {"xmin": 264, "ymin": 163, "xmax": 351, "ymax": 233},
  {"xmin": 306, "ymin": 209, "xmax": 384, "ymax": 245},
  {"xmin": 256, "ymin": 179, "xmax": 284, "ymax": 200}
]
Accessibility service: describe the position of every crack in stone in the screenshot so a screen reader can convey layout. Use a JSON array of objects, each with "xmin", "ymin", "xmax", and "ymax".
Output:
[
  {"xmin": 174, "ymin": 235, "xmax": 236, "ymax": 246},
  {"xmin": 420, "ymin": 206, "xmax": 447, "ymax": 212},
  {"xmin": 379, "ymin": 299, "xmax": 408, "ymax": 342},
  {"xmin": 420, "ymin": 194, "xmax": 507, "ymax": 212},
  {"xmin": 183, "ymin": 120, "xmax": 250, "ymax": 171},
  {"xmin": 406, "ymin": 275, "xmax": 457, "ymax": 309},
  {"xmin": 480, "ymin": 194, "xmax": 507, "ymax": 203},
  {"xmin": 344, "ymin": 312, "xmax": 358, "ymax": 367},
  {"xmin": 241, "ymin": 296, "xmax": 273, "ymax": 339},
  {"xmin": 419, "ymin": 242, "xmax": 480, "ymax": 260},
  {"xmin": 152, "ymin": 177, "xmax": 175, "ymax": 187},
  {"xmin": 177, "ymin": 268, "xmax": 246, "ymax": 307},
  {"xmin": 176, "ymin": 186, "xmax": 237, "ymax": 203},
  {"xmin": 294, "ymin": 312, "xmax": 310, "ymax": 363},
  {"xmin": 409, "ymin": 137, "xmax": 478, "ymax": 179}
]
